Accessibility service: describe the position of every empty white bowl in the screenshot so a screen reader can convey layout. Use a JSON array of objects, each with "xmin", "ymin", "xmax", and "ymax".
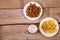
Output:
[
  {"xmin": 23, "ymin": 2, "xmax": 43, "ymax": 20},
  {"xmin": 39, "ymin": 17, "xmax": 59, "ymax": 37}
]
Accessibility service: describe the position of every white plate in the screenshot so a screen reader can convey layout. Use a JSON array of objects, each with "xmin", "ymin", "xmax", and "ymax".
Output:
[
  {"xmin": 23, "ymin": 2, "xmax": 43, "ymax": 20},
  {"xmin": 39, "ymin": 17, "xmax": 59, "ymax": 37}
]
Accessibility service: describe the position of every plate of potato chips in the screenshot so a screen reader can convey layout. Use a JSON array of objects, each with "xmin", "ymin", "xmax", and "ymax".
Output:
[{"xmin": 39, "ymin": 17, "xmax": 59, "ymax": 37}]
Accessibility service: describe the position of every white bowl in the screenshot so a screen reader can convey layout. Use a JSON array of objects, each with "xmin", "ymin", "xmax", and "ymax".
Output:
[
  {"xmin": 28, "ymin": 24, "xmax": 37, "ymax": 33},
  {"xmin": 39, "ymin": 17, "xmax": 59, "ymax": 37},
  {"xmin": 23, "ymin": 2, "xmax": 43, "ymax": 20}
]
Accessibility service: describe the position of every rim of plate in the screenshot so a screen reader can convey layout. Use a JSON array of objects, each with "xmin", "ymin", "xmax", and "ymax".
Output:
[
  {"xmin": 23, "ymin": 1, "xmax": 43, "ymax": 20},
  {"xmin": 39, "ymin": 17, "xmax": 59, "ymax": 37}
]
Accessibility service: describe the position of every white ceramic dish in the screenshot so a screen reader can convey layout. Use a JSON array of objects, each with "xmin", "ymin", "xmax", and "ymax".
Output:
[
  {"xmin": 23, "ymin": 2, "xmax": 43, "ymax": 20},
  {"xmin": 28, "ymin": 24, "xmax": 37, "ymax": 33},
  {"xmin": 39, "ymin": 17, "xmax": 59, "ymax": 37}
]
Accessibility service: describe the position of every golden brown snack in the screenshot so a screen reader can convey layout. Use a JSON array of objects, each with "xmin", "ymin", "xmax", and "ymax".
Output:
[{"xmin": 26, "ymin": 3, "xmax": 40, "ymax": 18}]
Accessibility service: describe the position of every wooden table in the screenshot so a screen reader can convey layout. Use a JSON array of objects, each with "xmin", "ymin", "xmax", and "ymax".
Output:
[{"xmin": 0, "ymin": 0, "xmax": 60, "ymax": 40}]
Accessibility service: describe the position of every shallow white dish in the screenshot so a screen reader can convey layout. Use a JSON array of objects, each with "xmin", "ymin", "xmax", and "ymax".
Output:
[
  {"xmin": 23, "ymin": 2, "xmax": 43, "ymax": 20},
  {"xmin": 39, "ymin": 17, "xmax": 59, "ymax": 37},
  {"xmin": 28, "ymin": 24, "xmax": 37, "ymax": 33}
]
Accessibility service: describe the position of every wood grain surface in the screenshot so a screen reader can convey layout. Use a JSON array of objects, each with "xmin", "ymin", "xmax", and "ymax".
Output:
[
  {"xmin": 50, "ymin": 8, "xmax": 60, "ymax": 22},
  {"xmin": 24, "ymin": 0, "xmax": 60, "ymax": 8},
  {"xmin": 0, "ymin": 8, "xmax": 50, "ymax": 24},
  {"xmin": 0, "ymin": 25, "xmax": 60, "ymax": 40},
  {"xmin": 0, "ymin": 0, "xmax": 23, "ymax": 9},
  {"xmin": 0, "ymin": 0, "xmax": 60, "ymax": 40}
]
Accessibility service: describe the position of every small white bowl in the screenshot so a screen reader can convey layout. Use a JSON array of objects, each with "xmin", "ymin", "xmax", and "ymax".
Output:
[
  {"xmin": 23, "ymin": 2, "xmax": 43, "ymax": 20},
  {"xmin": 39, "ymin": 17, "xmax": 59, "ymax": 37},
  {"xmin": 28, "ymin": 24, "xmax": 37, "ymax": 33}
]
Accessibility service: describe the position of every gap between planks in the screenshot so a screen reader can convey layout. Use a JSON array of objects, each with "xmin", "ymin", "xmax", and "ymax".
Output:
[{"xmin": 0, "ymin": 23, "xmax": 60, "ymax": 26}]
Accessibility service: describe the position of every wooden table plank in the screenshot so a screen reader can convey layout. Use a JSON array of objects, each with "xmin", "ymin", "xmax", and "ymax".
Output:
[
  {"xmin": 24, "ymin": 0, "xmax": 60, "ymax": 8},
  {"xmin": 0, "ymin": 24, "xmax": 60, "ymax": 40},
  {"xmin": 0, "ymin": 0, "xmax": 23, "ymax": 9},
  {"xmin": 0, "ymin": 8, "xmax": 60, "ymax": 24},
  {"xmin": 0, "ymin": 8, "xmax": 50, "ymax": 24},
  {"xmin": 0, "ymin": 25, "xmax": 28, "ymax": 40},
  {"xmin": 50, "ymin": 8, "xmax": 60, "ymax": 22}
]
